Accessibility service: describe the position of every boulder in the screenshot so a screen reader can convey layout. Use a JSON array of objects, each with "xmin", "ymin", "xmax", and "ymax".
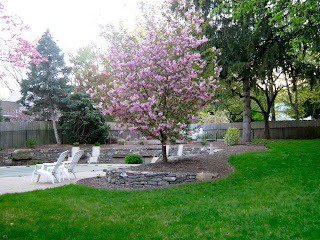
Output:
[{"xmin": 196, "ymin": 172, "xmax": 218, "ymax": 181}]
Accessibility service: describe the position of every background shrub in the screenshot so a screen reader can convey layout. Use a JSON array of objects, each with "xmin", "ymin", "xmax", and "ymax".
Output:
[
  {"xmin": 59, "ymin": 93, "xmax": 109, "ymax": 144},
  {"xmin": 125, "ymin": 154, "xmax": 142, "ymax": 164},
  {"xmin": 117, "ymin": 139, "xmax": 126, "ymax": 145},
  {"xmin": 224, "ymin": 127, "xmax": 241, "ymax": 146},
  {"xmin": 26, "ymin": 139, "xmax": 37, "ymax": 148}
]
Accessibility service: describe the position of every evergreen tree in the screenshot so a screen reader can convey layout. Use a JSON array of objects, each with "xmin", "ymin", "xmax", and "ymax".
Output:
[{"xmin": 20, "ymin": 30, "xmax": 73, "ymax": 144}]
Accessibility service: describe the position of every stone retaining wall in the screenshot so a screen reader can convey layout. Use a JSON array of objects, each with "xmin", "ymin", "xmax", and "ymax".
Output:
[
  {"xmin": 106, "ymin": 170, "xmax": 200, "ymax": 188},
  {"xmin": 0, "ymin": 146, "xmax": 208, "ymax": 166}
]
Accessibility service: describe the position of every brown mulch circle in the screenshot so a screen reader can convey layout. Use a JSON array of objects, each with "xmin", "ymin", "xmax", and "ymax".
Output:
[{"xmin": 77, "ymin": 141, "xmax": 270, "ymax": 191}]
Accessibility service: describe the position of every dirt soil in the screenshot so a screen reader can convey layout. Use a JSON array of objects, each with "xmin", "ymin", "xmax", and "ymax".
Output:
[{"xmin": 77, "ymin": 141, "xmax": 270, "ymax": 191}]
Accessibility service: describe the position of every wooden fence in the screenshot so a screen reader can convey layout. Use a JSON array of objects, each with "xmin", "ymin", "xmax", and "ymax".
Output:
[{"xmin": 1, "ymin": 120, "xmax": 319, "ymax": 149}]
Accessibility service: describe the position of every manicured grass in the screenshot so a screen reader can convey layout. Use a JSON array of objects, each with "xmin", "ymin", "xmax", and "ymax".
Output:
[{"xmin": 0, "ymin": 140, "xmax": 319, "ymax": 239}]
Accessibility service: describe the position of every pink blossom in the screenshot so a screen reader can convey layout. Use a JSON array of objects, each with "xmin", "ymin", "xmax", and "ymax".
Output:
[{"xmin": 89, "ymin": 0, "xmax": 221, "ymax": 146}]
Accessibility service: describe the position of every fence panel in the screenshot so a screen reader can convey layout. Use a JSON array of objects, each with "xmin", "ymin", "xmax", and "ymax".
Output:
[{"xmin": 1, "ymin": 120, "xmax": 319, "ymax": 149}]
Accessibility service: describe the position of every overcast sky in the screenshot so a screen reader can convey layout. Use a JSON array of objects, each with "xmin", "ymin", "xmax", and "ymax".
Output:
[{"xmin": 1, "ymin": 0, "xmax": 164, "ymax": 99}]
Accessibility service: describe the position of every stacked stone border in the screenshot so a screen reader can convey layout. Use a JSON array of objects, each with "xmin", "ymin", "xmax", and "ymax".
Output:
[{"xmin": 105, "ymin": 170, "xmax": 218, "ymax": 189}]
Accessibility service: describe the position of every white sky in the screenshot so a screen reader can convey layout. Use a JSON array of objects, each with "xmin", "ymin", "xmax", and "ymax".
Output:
[{"xmin": 1, "ymin": 0, "xmax": 164, "ymax": 100}]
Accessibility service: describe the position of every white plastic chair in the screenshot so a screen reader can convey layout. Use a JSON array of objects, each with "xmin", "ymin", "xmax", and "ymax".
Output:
[
  {"xmin": 31, "ymin": 150, "xmax": 69, "ymax": 184},
  {"xmin": 61, "ymin": 150, "xmax": 84, "ymax": 180}
]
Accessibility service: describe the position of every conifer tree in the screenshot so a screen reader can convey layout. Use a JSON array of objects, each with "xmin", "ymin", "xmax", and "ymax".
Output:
[{"xmin": 20, "ymin": 30, "xmax": 73, "ymax": 144}]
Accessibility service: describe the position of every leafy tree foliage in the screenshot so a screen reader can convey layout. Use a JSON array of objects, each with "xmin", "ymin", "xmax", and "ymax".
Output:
[
  {"xmin": 177, "ymin": 0, "xmax": 319, "ymax": 139},
  {"xmin": 20, "ymin": 30, "xmax": 72, "ymax": 144},
  {"xmin": 69, "ymin": 45, "xmax": 99, "ymax": 93},
  {"xmin": 59, "ymin": 93, "xmax": 109, "ymax": 144}
]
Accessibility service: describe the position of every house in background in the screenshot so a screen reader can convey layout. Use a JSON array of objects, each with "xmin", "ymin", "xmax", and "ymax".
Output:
[
  {"xmin": 1, "ymin": 101, "xmax": 23, "ymax": 122},
  {"xmin": 1, "ymin": 90, "xmax": 34, "ymax": 122}
]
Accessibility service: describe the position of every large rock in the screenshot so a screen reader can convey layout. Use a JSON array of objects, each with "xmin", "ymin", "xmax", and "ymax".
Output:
[
  {"xmin": 196, "ymin": 172, "xmax": 218, "ymax": 181},
  {"xmin": 11, "ymin": 149, "xmax": 34, "ymax": 160}
]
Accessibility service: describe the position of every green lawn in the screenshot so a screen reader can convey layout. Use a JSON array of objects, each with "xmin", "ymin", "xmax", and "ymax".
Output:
[{"xmin": 0, "ymin": 140, "xmax": 319, "ymax": 239}]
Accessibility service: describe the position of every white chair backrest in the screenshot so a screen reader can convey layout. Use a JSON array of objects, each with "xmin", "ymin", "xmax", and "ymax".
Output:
[
  {"xmin": 68, "ymin": 150, "xmax": 84, "ymax": 170},
  {"xmin": 177, "ymin": 144, "xmax": 184, "ymax": 156},
  {"xmin": 52, "ymin": 151, "xmax": 69, "ymax": 173},
  {"xmin": 166, "ymin": 145, "xmax": 170, "ymax": 156}
]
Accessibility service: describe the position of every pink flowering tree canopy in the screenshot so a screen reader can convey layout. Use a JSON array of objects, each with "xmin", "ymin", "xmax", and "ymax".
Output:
[
  {"xmin": 0, "ymin": 2, "xmax": 44, "ymax": 90},
  {"xmin": 89, "ymin": 0, "xmax": 222, "ymax": 162}
]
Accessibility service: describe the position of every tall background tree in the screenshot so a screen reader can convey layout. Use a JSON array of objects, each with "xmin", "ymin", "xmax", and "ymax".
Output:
[
  {"xmin": 20, "ymin": 30, "xmax": 72, "ymax": 144},
  {"xmin": 176, "ymin": 0, "xmax": 319, "ymax": 139},
  {"xmin": 69, "ymin": 45, "xmax": 100, "ymax": 93}
]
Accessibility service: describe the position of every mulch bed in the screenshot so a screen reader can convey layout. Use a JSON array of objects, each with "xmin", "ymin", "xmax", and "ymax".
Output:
[{"xmin": 77, "ymin": 141, "xmax": 270, "ymax": 191}]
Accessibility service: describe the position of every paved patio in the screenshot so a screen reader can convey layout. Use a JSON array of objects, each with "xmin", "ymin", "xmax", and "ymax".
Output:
[{"xmin": 0, "ymin": 164, "xmax": 133, "ymax": 195}]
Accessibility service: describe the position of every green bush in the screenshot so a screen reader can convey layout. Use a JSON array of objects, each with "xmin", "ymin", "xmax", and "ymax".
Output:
[
  {"xmin": 0, "ymin": 146, "xmax": 2, "ymax": 151},
  {"xmin": 125, "ymin": 154, "xmax": 142, "ymax": 164},
  {"xmin": 26, "ymin": 139, "xmax": 37, "ymax": 148},
  {"xmin": 59, "ymin": 93, "xmax": 110, "ymax": 144},
  {"xmin": 200, "ymin": 141, "xmax": 207, "ymax": 146},
  {"xmin": 169, "ymin": 139, "xmax": 176, "ymax": 144},
  {"xmin": 139, "ymin": 141, "xmax": 145, "ymax": 145},
  {"xmin": 117, "ymin": 139, "xmax": 126, "ymax": 145},
  {"xmin": 94, "ymin": 142, "xmax": 100, "ymax": 146},
  {"xmin": 73, "ymin": 142, "xmax": 80, "ymax": 147},
  {"xmin": 223, "ymin": 127, "xmax": 241, "ymax": 146}
]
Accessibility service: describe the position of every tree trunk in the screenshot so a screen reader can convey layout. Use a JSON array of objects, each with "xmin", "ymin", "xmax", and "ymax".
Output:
[
  {"xmin": 293, "ymin": 83, "xmax": 299, "ymax": 121},
  {"xmin": 271, "ymin": 103, "xmax": 276, "ymax": 121},
  {"xmin": 161, "ymin": 144, "xmax": 168, "ymax": 163},
  {"xmin": 264, "ymin": 115, "xmax": 271, "ymax": 139},
  {"xmin": 269, "ymin": 86, "xmax": 276, "ymax": 121},
  {"xmin": 242, "ymin": 76, "xmax": 251, "ymax": 142},
  {"xmin": 51, "ymin": 110, "xmax": 61, "ymax": 145}
]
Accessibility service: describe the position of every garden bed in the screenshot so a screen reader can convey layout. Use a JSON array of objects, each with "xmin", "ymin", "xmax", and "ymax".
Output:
[{"xmin": 77, "ymin": 141, "xmax": 270, "ymax": 190}]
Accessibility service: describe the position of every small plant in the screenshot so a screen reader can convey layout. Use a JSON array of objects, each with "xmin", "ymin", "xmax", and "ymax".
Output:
[
  {"xmin": 94, "ymin": 142, "xmax": 100, "ymax": 146},
  {"xmin": 73, "ymin": 142, "xmax": 80, "ymax": 147},
  {"xmin": 224, "ymin": 127, "xmax": 241, "ymax": 146},
  {"xmin": 169, "ymin": 139, "xmax": 176, "ymax": 145},
  {"xmin": 30, "ymin": 161, "xmax": 42, "ymax": 165},
  {"xmin": 96, "ymin": 176, "xmax": 102, "ymax": 179},
  {"xmin": 0, "ymin": 146, "xmax": 2, "ymax": 151},
  {"xmin": 26, "ymin": 139, "xmax": 36, "ymax": 148},
  {"xmin": 185, "ymin": 137, "xmax": 193, "ymax": 142},
  {"xmin": 117, "ymin": 139, "xmax": 126, "ymax": 145},
  {"xmin": 200, "ymin": 141, "xmax": 207, "ymax": 146},
  {"xmin": 125, "ymin": 154, "xmax": 142, "ymax": 164},
  {"xmin": 15, "ymin": 144, "xmax": 19, "ymax": 149},
  {"xmin": 139, "ymin": 141, "xmax": 145, "ymax": 145}
]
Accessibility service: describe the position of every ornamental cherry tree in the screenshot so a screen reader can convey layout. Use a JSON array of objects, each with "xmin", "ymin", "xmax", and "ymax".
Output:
[
  {"xmin": 0, "ymin": 2, "xmax": 44, "ymax": 91},
  {"xmin": 89, "ymin": 0, "xmax": 221, "ymax": 162}
]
